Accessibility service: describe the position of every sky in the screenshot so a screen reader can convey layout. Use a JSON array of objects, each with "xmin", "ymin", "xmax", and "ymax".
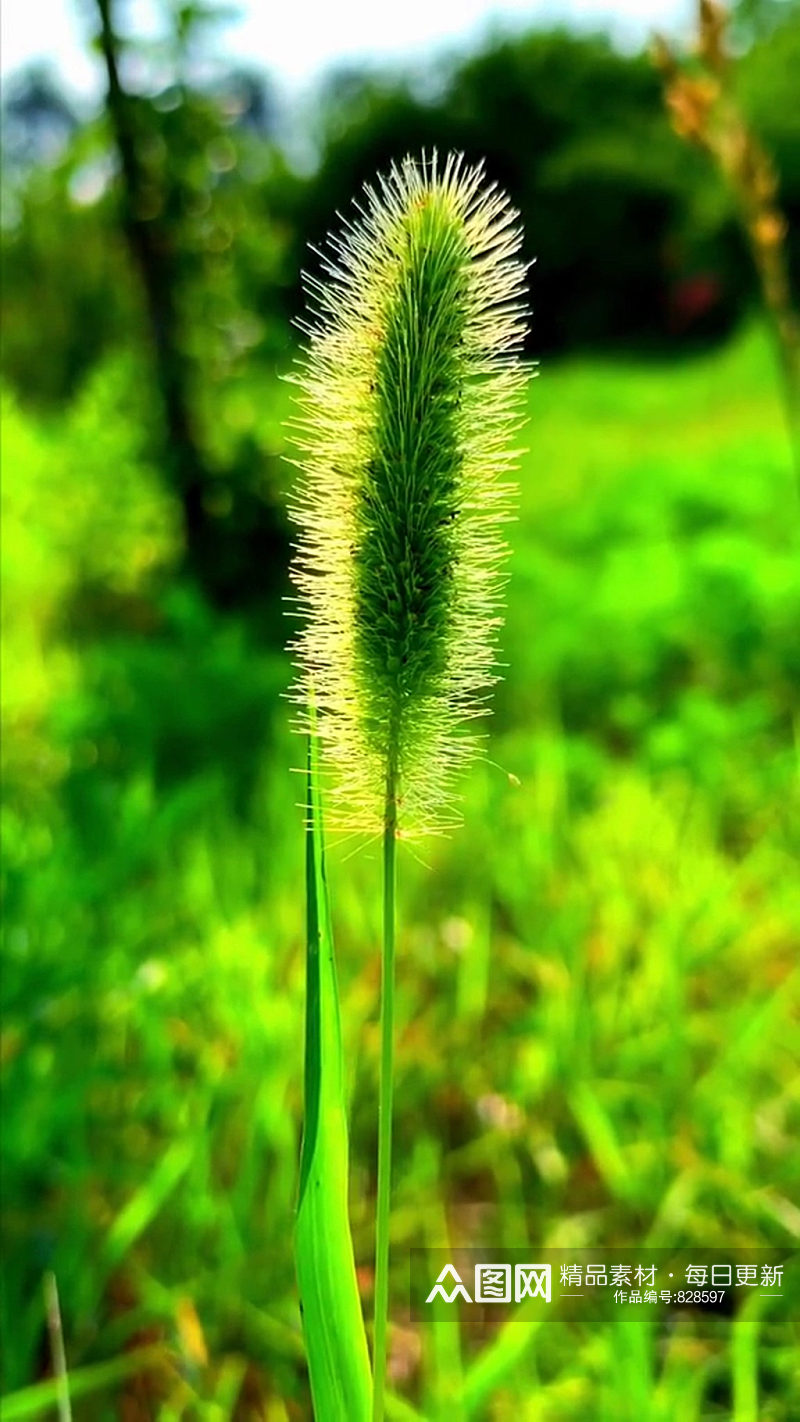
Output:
[{"xmin": 2, "ymin": 0, "xmax": 694, "ymax": 104}]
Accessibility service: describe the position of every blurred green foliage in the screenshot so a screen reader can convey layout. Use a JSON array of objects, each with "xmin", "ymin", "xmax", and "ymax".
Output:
[
  {"xmin": 297, "ymin": 31, "xmax": 738, "ymax": 355},
  {"xmin": 2, "ymin": 321, "xmax": 799, "ymax": 1416},
  {"xmin": 3, "ymin": 6, "xmax": 799, "ymax": 609},
  {"xmin": 4, "ymin": 7, "xmax": 800, "ymax": 614},
  {"xmin": 2, "ymin": 3, "xmax": 800, "ymax": 1415},
  {"xmin": 4, "ymin": 11, "xmax": 800, "ymax": 402}
]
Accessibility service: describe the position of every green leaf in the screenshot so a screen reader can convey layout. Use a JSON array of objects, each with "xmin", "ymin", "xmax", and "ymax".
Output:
[
  {"xmin": 295, "ymin": 733, "xmax": 372, "ymax": 1420},
  {"xmin": 101, "ymin": 1138, "xmax": 195, "ymax": 1276},
  {"xmin": 1, "ymin": 1346, "xmax": 165, "ymax": 1420}
]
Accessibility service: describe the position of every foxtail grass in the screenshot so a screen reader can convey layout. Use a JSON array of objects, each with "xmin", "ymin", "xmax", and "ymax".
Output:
[{"xmin": 287, "ymin": 151, "xmax": 529, "ymax": 1420}]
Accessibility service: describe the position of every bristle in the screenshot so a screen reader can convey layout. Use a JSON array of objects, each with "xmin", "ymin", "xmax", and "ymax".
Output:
[{"xmin": 286, "ymin": 152, "xmax": 530, "ymax": 837}]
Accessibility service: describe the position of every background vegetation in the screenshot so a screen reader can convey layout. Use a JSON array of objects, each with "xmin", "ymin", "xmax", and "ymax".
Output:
[{"xmin": 2, "ymin": 0, "xmax": 799, "ymax": 1416}]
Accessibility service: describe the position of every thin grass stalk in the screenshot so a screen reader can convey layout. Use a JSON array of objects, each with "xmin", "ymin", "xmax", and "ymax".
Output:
[
  {"xmin": 43, "ymin": 1273, "xmax": 72, "ymax": 1422},
  {"xmin": 373, "ymin": 773, "xmax": 398, "ymax": 1421},
  {"xmin": 654, "ymin": 2, "xmax": 800, "ymax": 485}
]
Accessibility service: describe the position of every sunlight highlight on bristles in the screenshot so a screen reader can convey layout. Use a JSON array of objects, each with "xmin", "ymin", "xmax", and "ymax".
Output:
[{"xmin": 286, "ymin": 151, "xmax": 530, "ymax": 837}]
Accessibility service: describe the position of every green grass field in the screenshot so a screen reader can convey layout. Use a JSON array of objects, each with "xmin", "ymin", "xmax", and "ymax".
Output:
[{"xmin": 2, "ymin": 324, "xmax": 799, "ymax": 1418}]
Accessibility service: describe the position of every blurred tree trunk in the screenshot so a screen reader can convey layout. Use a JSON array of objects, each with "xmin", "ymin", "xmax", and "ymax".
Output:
[{"xmin": 94, "ymin": 0, "xmax": 227, "ymax": 593}]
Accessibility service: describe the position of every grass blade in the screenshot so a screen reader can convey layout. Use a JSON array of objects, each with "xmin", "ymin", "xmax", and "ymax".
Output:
[
  {"xmin": 462, "ymin": 1309, "xmax": 542, "ymax": 1416},
  {"xmin": 295, "ymin": 734, "xmax": 372, "ymax": 1420},
  {"xmin": 43, "ymin": 1273, "xmax": 71, "ymax": 1422},
  {"xmin": 0, "ymin": 1346, "xmax": 165, "ymax": 1420}
]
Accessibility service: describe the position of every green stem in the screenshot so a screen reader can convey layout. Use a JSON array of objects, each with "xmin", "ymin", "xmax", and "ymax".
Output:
[{"xmin": 372, "ymin": 771, "xmax": 397, "ymax": 1422}]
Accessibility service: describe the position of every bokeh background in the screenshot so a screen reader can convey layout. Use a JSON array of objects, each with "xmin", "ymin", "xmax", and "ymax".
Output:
[{"xmin": 2, "ymin": 0, "xmax": 799, "ymax": 1416}]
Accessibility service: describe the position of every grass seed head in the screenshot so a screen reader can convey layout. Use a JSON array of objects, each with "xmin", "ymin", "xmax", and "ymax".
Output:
[{"xmin": 287, "ymin": 151, "xmax": 530, "ymax": 837}]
